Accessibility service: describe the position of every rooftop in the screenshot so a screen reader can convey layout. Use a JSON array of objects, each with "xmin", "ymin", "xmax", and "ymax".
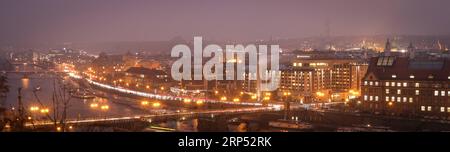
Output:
[{"xmin": 365, "ymin": 56, "xmax": 450, "ymax": 81}]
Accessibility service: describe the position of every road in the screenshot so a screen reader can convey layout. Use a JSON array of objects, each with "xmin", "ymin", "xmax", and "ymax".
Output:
[{"xmin": 27, "ymin": 106, "xmax": 278, "ymax": 126}]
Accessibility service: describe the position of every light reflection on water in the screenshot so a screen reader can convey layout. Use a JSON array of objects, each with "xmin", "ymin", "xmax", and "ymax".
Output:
[
  {"xmin": 21, "ymin": 78, "xmax": 29, "ymax": 89},
  {"xmin": 4, "ymin": 73, "xmax": 150, "ymax": 119}
]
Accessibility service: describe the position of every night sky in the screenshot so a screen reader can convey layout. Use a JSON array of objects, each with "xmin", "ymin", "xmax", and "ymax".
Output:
[{"xmin": 1, "ymin": 0, "xmax": 450, "ymax": 43}]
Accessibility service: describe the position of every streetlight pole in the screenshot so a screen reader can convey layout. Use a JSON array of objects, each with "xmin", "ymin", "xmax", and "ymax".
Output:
[{"xmin": 283, "ymin": 92, "xmax": 291, "ymax": 120}]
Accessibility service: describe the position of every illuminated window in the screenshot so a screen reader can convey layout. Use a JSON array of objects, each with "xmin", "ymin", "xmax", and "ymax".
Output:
[
  {"xmin": 385, "ymin": 96, "xmax": 389, "ymax": 102},
  {"xmin": 409, "ymin": 75, "xmax": 415, "ymax": 79},
  {"xmin": 415, "ymin": 83, "xmax": 420, "ymax": 87},
  {"xmin": 391, "ymin": 96, "xmax": 395, "ymax": 102},
  {"xmin": 369, "ymin": 96, "xmax": 373, "ymax": 101},
  {"xmin": 415, "ymin": 90, "xmax": 420, "ymax": 95},
  {"xmin": 375, "ymin": 82, "xmax": 379, "ymax": 86},
  {"xmin": 448, "ymin": 107, "xmax": 450, "ymax": 113},
  {"xmin": 409, "ymin": 97, "xmax": 413, "ymax": 103},
  {"xmin": 392, "ymin": 75, "xmax": 397, "ymax": 78},
  {"xmin": 421, "ymin": 106, "xmax": 425, "ymax": 111},
  {"xmin": 441, "ymin": 91, "xmax": 446, "ymax": 96},
  {"xmin": 391, "ymin": 82, "xmax": 395, "ymax": 86},
  {"xmin": 397, "ymin": 89, "xmax": 401, "ymax": 95},
  {"xmin": 375, "ymin": 96, "xmax": 379, "ymax": 101},
  {"xmin": 403, "ymin": 82, "xmax": 407, "ymax": 87},
  {"xmin": 364, "ymin": 81, "xmax": 368, "ymax": 86},
  {"xmin": 427, "ymin": 106, "xmax": 432, "ymax": 111},
  {"xmin": 385, "ymin": 89, "xmax": 390, "ymax": 94},
  {"xmin": 397, "ymin": 97, "xmax": 401, "ymax": 102},
  {"xmin": 434, "ymin": 90, "xmax": 439, "ymax": 96},
  {"xmin": 403, "ymin": 97, "xmax": 407, "ymax": 102},
  {"xmin": 369, "ymin": 81, "xmax": 373, "ymax": 86},
  {"xmin": 364, "ymin": 95, "xmax": 368, "ymax": 101},
  {"xmin": 385, "ymin": 82, "xmax": 390, "ymax": 86},
  {"xmin": 397, "ymin": 82, "xmax": 401, "ymax": 87},
  {"xmin": 448, "ymin": 91, "xmax": 450, "ymax": 96},
  {"xmin": 441, "ymin": 107, "xmax": 445, "ymax": 112}
]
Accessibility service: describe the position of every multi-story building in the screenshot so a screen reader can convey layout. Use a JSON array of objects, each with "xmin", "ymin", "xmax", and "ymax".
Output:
[
  {"xmin": 279, "ymin": 58, "xmax": 368, "ymax": 103},
  {"xmin": 360, "ymin": 40, "xmax": 450, "ymax": 119},
  {"xmin": 124, "ymin": 67, "xmax": 172, "ymax": 91}
]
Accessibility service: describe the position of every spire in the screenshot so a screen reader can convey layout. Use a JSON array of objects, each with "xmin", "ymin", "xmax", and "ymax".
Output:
[
  {"xmin": 408, "ymin": 42, "xmax": 415, "ymax": 59},
  {"xmin": 384, "ymin": 38, "xmax": 392, "ymax": 56},
  {"xmin": 438, "ymin": 40, "xmax": 443, "ymax": 50}
]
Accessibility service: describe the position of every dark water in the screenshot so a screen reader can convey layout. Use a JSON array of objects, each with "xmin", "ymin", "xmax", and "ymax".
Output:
[{"xmin": 2, "ymin": 65, "xmax": 165, "ymax": 119}]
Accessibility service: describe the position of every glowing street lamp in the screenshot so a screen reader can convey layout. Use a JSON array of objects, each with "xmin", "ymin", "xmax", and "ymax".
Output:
[
  {"xmin": 100, "ymin": 105, "xmax": 109, "ymax": 110},
  {"xmin": 30, "ymin": 106, "xmax": 40, "ymax": 112},
  {"xmin": 233, "ymin": 98, "xmax": 240, "ymax": 102},
  {"xmin": 196, "ymin": 100, "xmax": 204, "ymax": 105},
  {"xmin": 283, "ymin": 92, "xmax": 291, "ymax": 96},
  {"xmin": 90, "ymin": 103, "xmax": 99, "ymax": 108},
  {"xmin": 183, "ymin": 98, "xmax": 192, "ymax": 103},
  {"xmin": 220, "ymin": 96, "xmax": 227, "ymax": 101},
  {"xmin": 141, "ymin": 101, "xmax": 149, "ymax": 106},
  {"xmin": 152, "ymin": 102, "xmax": 161, "ymax": 108},
  {"xmin": 40, "ymin": 108, "xmax": 49, "ymax": 114}
]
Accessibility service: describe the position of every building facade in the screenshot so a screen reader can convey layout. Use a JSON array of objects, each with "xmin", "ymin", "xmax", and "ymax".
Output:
[
  {"xmin": 279, "ymin": 58, "xmax": 368, "ymax": 103},
  {"xmin": 360, "ymin": 43, "xmax": 450, "ymax": 119}
]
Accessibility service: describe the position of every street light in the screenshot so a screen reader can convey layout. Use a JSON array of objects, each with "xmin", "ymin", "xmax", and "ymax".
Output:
[
  {"xmin": 90, "ymin": 103, "xmax": 99, "ymax": 108},
  {"xmin": 196, "ymin": 100, "xmax": 204, "ymax": 105},
  {"xmin": 152, "ymin": 102, "xmax": 161, "ymax": 108},
  {"xmin": 220, "ymin": 96, "xmax": 227, "ymax": 101},
  {"xmin": 30, "ymin": 106, "xmax": 40, "ymax": 112},
  {"xmin": 141, "ymin": 101, "xmax": 149, "ymax": 106},
  {"xmin": 40, "ymin": 108, "xmax": 49, "ymax": 114},
  {"xmin": 233, "ymin": 98, "xmax": 240, "ymax": 102},
  {"xmin": 183, "ymin": 98, "xmax": 192, "ymax": 103},
  {"xmin": 283, "ymin": 92, "xmax": 291, "ymax": 96},
  {"xmin": 100, "ymin": 105, "xmax": 109, "ymax": 110}
]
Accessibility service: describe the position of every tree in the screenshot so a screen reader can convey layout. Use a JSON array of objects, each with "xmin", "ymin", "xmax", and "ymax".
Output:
[{"xmin": 0, "ymin": 75, "xmax": 9, "ymax": 98}]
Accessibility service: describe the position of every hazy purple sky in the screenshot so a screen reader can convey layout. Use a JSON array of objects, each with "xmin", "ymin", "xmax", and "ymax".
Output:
[{"xmin": 1, "ymin": 0, "xmax": 450, "ymax": 43}]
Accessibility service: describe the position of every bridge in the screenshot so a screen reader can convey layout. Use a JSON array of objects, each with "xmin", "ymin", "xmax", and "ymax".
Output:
[{"xmin": 26, "ymin": 106, "xmax": 278, "ymax": 128}]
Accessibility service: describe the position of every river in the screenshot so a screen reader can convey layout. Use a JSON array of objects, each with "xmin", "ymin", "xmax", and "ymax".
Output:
[{"xmin": 2, "ymin": 64, "xmax": 180, "ymax": 120}]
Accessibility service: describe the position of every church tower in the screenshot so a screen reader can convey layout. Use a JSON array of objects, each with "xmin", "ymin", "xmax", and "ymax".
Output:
[
  {"xmin": 384, "ymin": 38, "xmax": 392, "ymax": 56},
  {"xmin": 408, "ymin": 42, "xmax": 415, "ymax": 59}
]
